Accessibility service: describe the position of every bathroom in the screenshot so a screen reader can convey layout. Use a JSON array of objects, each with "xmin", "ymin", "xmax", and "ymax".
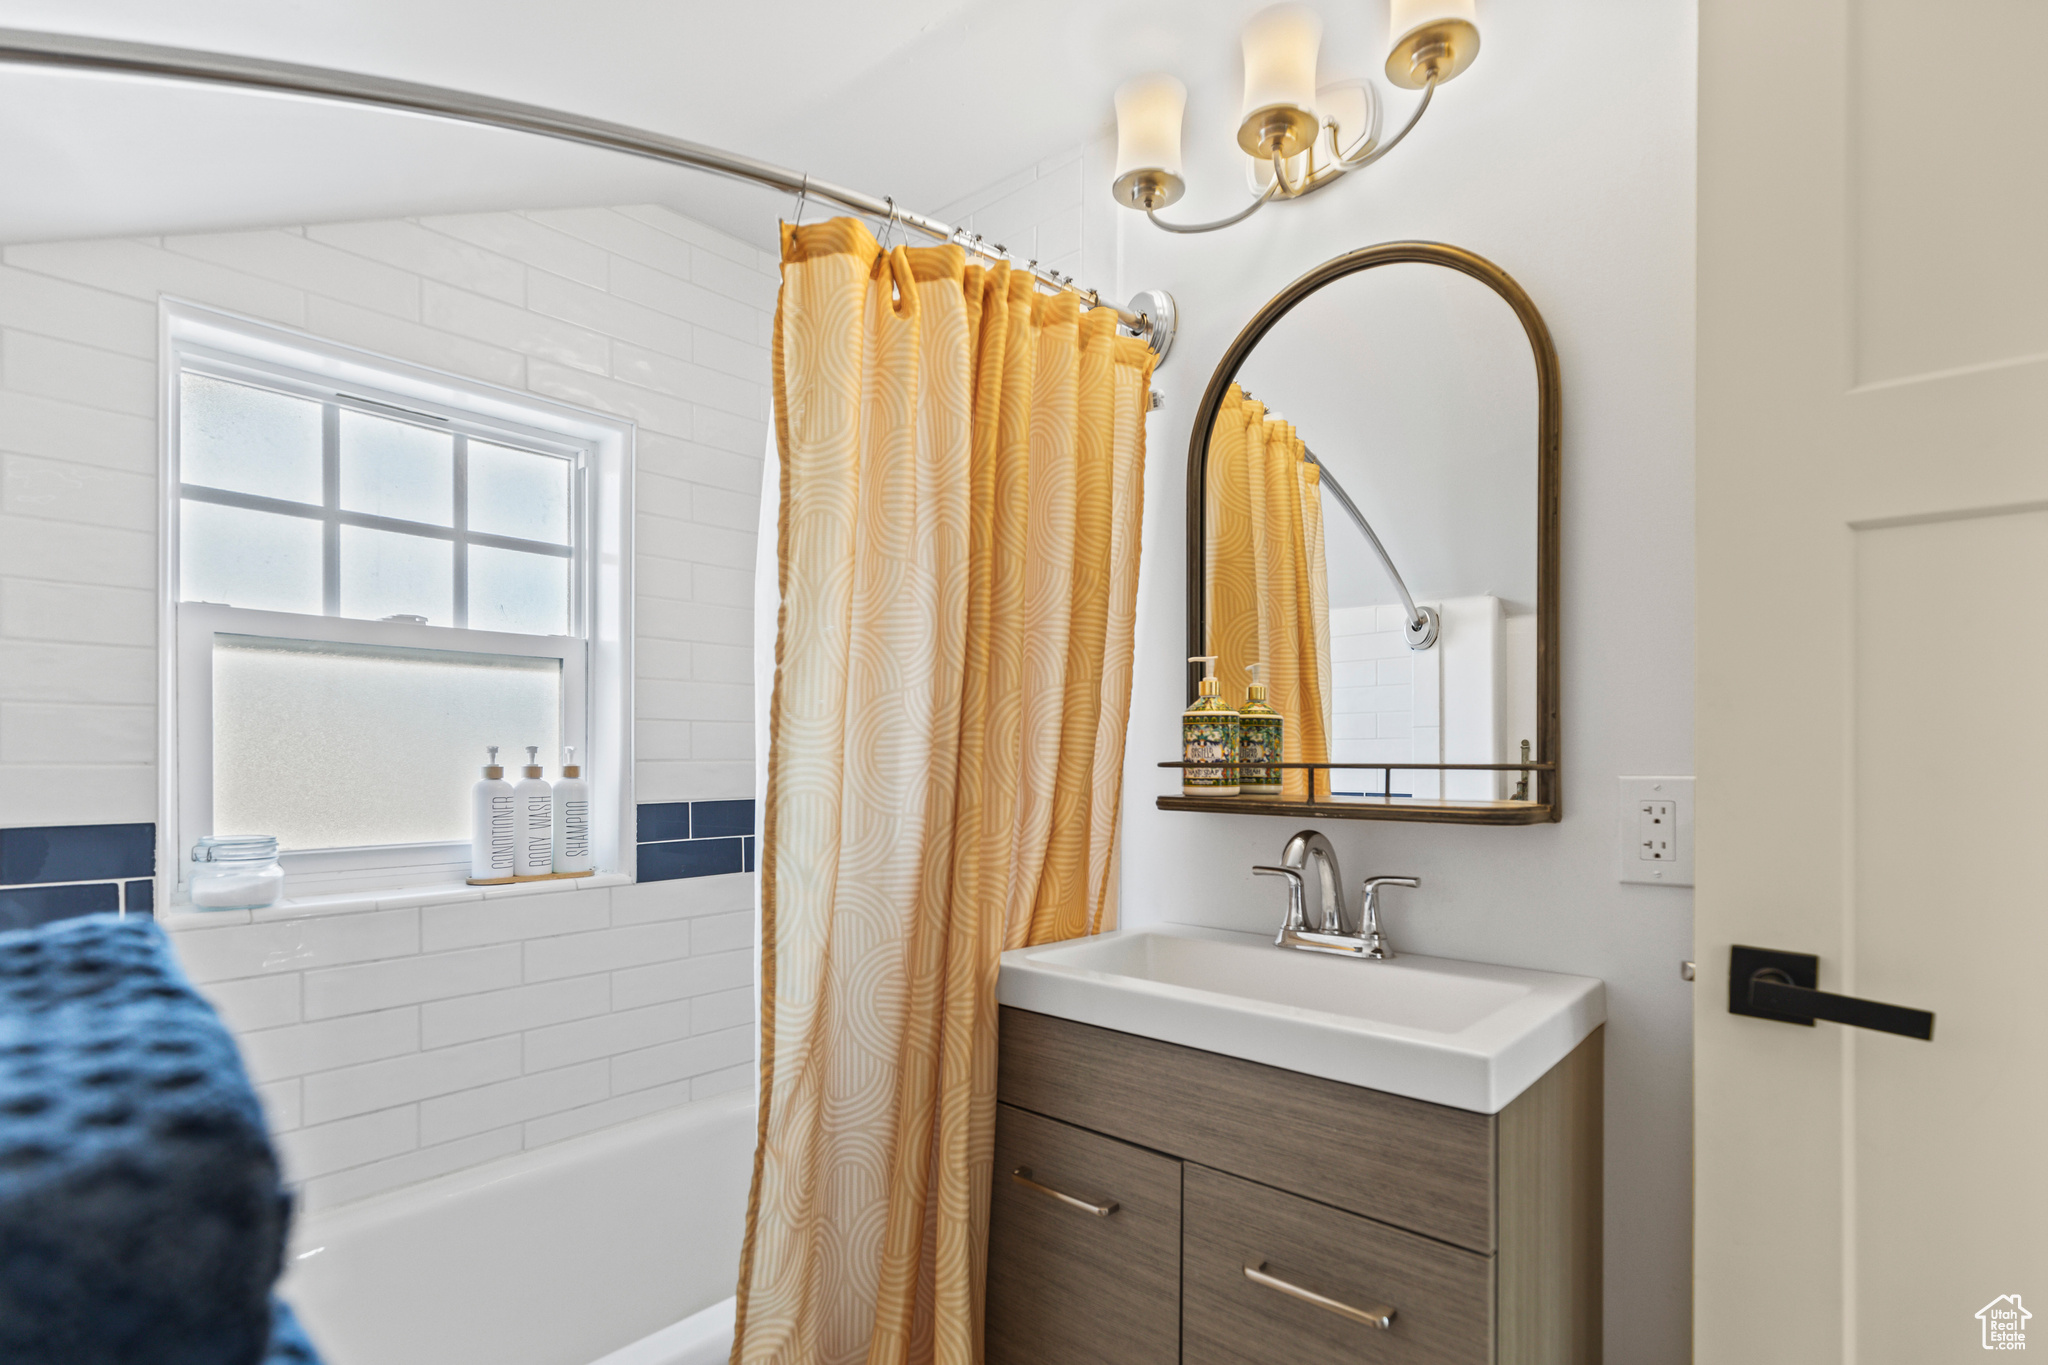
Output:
[{"xmin": 0, "ymin": 2, "xmax": 2036, "ymax": 1363}]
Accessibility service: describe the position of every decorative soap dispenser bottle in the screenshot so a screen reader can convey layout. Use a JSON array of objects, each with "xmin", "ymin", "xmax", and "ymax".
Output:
[
  {"xmin": 1237, "ymin": 662, "xmax": 1284, "ymax": 796},
  {"xmin": 514, "ymin": 746, "xmax": 554, "ymax": 878},
  {"xmin": 552, "ymin": 746, "xmax": 593, "ymax": 875},
  {"xmin": 1182, "ymin": 655, "xmax": 1240, "ymax": 797},
  {"xmin": 470, "ymin": 747, "xmax": 515, "ymax": 882}
]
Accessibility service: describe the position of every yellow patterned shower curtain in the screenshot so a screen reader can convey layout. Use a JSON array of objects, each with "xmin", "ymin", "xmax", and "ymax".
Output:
[
  {"xmin": 1205, "ymin": 385, "xmax": 1331, "ymax": 798},
  {"xmin": 733, "ymin": 219, "xmax": 1152, "ymax": 1365}
]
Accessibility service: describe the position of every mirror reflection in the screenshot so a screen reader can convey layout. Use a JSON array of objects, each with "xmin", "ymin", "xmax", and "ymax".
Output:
[{"xmin": 1196, "ymin": 252, "xmax": 1551, "ymax": 814}]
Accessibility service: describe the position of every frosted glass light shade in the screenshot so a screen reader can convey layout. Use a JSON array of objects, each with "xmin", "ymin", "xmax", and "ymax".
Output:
[
  {"xmin": 1112, "ymin": 74, "xmax": 1187, "ymax": 210},
  {"xmin": 1238, "ymin": 3, "xmax": 1323, "ymax": 157},
  {"xmin": 1387, "ymin": 0, "xmax": 1480, "ymax": 88}
]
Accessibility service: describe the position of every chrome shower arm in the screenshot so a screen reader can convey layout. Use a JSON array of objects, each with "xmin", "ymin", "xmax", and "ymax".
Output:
[{"xmin": 1304, "ymin": 449, "xmax": 1438, "ymax": 650}]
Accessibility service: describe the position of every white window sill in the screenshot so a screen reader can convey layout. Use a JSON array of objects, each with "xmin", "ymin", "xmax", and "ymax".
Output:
[{"xmin": 157, "ymin": 870, "xmax": 633, "ymax": 931}]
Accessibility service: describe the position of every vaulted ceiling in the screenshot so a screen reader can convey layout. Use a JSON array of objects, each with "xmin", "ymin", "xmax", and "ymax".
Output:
[{"xmin": 0, "ymin": 0, "xmax": 1400, "ymax": 248}]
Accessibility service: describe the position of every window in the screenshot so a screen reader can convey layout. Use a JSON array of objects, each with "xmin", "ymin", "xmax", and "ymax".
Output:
[{"xmin": 165, "ymin": 304, "xmax": 632, "ymax": 899}]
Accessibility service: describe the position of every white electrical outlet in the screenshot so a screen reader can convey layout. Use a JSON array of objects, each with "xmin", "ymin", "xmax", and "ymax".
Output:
[{"xmin": 1618, "ymin": 776, "xmax": 1693, "ymax": 886}]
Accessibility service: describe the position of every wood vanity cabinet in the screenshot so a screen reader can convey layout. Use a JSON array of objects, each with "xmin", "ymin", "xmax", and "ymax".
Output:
[{"xmin": 986, "ymin": 1007, "xmax": 1602, "ymax": 1365}]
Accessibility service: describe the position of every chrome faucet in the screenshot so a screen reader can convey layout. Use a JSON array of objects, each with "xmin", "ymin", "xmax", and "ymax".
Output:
[{"xmin": 1253, "ymin": 829, "xmax": 1418, "ymax": 960}]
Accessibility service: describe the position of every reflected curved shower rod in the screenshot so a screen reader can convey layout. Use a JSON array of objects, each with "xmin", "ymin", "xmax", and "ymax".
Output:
[
  {"xmin": 1237, "ymin": 385, "xmax": 1438, "ymax": 649},
  {"xmin": 0, "ymin": 27, "xmax": 1176, "ymax": 363}
]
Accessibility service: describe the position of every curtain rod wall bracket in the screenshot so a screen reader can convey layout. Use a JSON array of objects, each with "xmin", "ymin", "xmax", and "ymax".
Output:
[
  {"xmin": 1126, "ymin": 290, "xmax": 1176, "ymax": 366},
  {"xmin": 0, "ymin": 26, "xmax": 1180, "ymax": 366}
]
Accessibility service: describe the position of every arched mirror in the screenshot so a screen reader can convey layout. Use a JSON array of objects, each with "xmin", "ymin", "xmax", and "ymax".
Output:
[{"xmin": 1169, "ymin": 243, "xmax": 1560, "ymax": 824}]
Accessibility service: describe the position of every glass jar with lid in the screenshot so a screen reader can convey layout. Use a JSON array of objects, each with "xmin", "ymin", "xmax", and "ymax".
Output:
[{"xmin": 189, "ymin": 835, "xmax": 285, "ymax": 910}]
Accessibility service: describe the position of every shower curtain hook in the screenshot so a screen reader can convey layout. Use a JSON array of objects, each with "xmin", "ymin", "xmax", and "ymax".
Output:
[
  {"xmin": 791, "ymin": 174, "xmax": 809, "ymax": 228},
  {"xmin": 880, "ymin": 197, "xmax": 899, "ymax": 250}
]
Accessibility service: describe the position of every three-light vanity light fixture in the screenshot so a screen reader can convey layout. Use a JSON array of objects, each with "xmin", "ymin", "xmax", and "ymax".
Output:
[{"xmin": 1111, "ymin": 0, "xmax": 1481, "ymax": 233}]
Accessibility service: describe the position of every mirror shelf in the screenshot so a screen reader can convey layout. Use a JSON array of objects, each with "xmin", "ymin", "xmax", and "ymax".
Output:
[{"xmin": 1156, "ymin": 761, "xmax": 1556, "ymax": 825}]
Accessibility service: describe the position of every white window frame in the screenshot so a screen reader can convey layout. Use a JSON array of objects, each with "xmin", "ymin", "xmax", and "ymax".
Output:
[{"xmin": 158, "ymin": 301, "xmax": 635, "ymax": 903}]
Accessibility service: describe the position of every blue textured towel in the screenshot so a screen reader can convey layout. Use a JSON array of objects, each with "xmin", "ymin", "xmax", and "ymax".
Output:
[{"xmin": 0, "ymin": 913, "xmax": 321, "ymax": 1365}]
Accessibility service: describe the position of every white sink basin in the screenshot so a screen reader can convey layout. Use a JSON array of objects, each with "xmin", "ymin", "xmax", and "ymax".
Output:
[{"xmin": 996, "ymin": 923, "xmax": 1604, "ymax": 1113}]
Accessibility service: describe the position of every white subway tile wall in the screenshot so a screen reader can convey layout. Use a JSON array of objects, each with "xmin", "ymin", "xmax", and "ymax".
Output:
[
  {"xmin": 0, "ymin": 205, "xmax": 779, "ymax": 827},
  {"xmin": 928, "ymin": 141, "xmax": 1115, "ymax": 302},
  {"xmin": 178, "ymin": 872, "xmax": 753, "ymax": 1213},
  {"xmin": 0, "ymin": 204, "xmax": 777, "ymax": 1204},
  {"xmin": 1329, "ymin": 604, "xmax": 1443, "ymax": 798}
]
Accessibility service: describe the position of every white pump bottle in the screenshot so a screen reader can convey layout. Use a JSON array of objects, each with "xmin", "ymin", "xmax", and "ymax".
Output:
[
  {"xmin": 470, "ymin": 747, "xmax": 516, "ymax": 881},
  {"xmin": 552, "ymin": 746, "xmax": 593, "ymax": 874},
  {"xmin": 513, "ymin": 745, "xmax": 554, "ymax": 878}
]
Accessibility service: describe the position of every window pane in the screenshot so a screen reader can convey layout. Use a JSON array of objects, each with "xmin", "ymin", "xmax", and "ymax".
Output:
[
  {"xmin": 469, "ymin": 442, "xmax": 570, "ymax": 544},
  {"xmin": 180, "ymin": 501, "xmax": 323, "ymax": 613},
  {"xmin": 469, "ymin": 546, "xmax": 569, "ymax": 635},
  {"xmin": 180, "ymin": 373, "xmax": 323, "ymax": 503},
  {"xmin": 213, "ymin": 636, "xmax": 560, "ymax": 850},
  {"xmin": 339, "ymin": 525, "xmax": 453, "ymax": 624},
  {"xmin": 340, "ymin": 410, "xmax": 453, "ymax": 526}
]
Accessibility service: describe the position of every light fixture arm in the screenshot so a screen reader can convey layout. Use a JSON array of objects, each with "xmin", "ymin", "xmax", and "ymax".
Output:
[
  {"xmin": 1137, "ymin": 74, "xmax": 1438, "ymax": 235},
  {"xmin": 1330, "ymin": 74, "xmax": 1436, "ymax": 173},
  {"xmin": 1144, "ymin": 181, "xmax": 1281, "ymax": 235}
]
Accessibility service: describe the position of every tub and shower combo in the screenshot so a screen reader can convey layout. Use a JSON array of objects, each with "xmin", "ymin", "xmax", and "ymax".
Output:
[{"xmin": 283, "ymin": 1094, "xmax": 754, "ymax": 1365}]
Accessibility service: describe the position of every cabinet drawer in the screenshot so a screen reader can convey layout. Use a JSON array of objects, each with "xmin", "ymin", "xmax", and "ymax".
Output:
[
  {"xmin": 1183, "ymin": 1163, "xmax": 1494, "ymax": 1365},
  {"xmin": 987, "ymin": 1103, "xmax": 1180, "ymax": 1365},
  {"xmin": 999, "ymin": 1006, "xmax": 1496, "ymax": 1251}
]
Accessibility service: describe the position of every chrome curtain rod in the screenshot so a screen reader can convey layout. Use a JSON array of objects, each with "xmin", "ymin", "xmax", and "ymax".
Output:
[
  {"xmin": 0, "ymin": 27, "xmax": 1170, "ymax": 350},
  {"xmin": 1238, "ymin": 386, "xmax": 1438, "ymax": 647}
]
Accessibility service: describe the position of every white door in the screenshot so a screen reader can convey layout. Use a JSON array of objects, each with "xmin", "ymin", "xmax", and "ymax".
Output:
[{"xmin": 1696, "ymin": 0, "xmax": 2048, "ymax": 1360}]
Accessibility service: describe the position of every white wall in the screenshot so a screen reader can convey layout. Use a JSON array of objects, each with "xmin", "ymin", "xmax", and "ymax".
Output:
[
  {"xmin": 950, "ymin": 1, "xmax": 1698, "ymax": 1357},
  {"xmin": 0, "ymin": 203, "xmax": 779, "ymax": 1202}
]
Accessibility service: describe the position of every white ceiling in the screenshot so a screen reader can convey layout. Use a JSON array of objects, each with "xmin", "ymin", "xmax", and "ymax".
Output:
[{"xmin": 0, "ymin": 0, "xmax": 1395, "ymax": 250}]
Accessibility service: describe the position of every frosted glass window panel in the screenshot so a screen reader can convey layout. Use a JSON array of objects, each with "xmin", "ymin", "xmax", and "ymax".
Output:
[
  {"xmin": 212, "ymin": 637, "xmax": 560, "ymax": 850},
  {"xmin": 469, "ymin": 442, "xmax": 570, "ymax": 544},
  {"xmin": 340, "ymin": 525, "xmax": 454, "ymax": 624},
  {"xmin": 180, "ymin": 502, "xmax": 323, "ymax": 614},
  {"xmin": 340, "ymin": 410, "xmax": 454, "ymax": 525},
  {"xmin": 180, "ymin": 373, "xmax": 324, "ymax": 503},
  {"xmin": 469, "ymin": 546, "xmax": 569, "ymax": 635}
]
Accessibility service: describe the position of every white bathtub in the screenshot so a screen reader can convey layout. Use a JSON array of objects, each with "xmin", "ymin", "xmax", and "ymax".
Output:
[{"xmin": 281, "ymin": 1094, "xmax": 754, "ymax": 1365}]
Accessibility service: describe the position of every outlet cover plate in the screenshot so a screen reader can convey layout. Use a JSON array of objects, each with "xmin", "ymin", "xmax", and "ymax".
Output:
[{"xmin": 1619, "ymin": 776, "xmax": 1694, "ymax": 887}]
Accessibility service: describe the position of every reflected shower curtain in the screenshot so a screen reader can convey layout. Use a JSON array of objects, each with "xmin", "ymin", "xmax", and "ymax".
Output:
[
  {"xmin": 1205, "ymin": 385, "xmax": 1331, "ymax": 798},
  {"xmin": 735, "ymin": 219, "xmax": 1152, "ymax": 1365}
]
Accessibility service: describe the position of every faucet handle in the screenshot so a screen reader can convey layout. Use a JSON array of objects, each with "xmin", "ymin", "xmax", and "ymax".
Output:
[
  {"xmin": 1356, "ymin": 877, "xmax": 1419, "ymax": 961},
  {"xmin": 1253, "ymin": 865, "xmax": 1309, "ymax": 945}
]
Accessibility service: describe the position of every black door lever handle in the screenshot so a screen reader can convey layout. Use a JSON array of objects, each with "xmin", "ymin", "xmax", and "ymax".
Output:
[{"xmin": 1728, "ymin": 945, "xmax": 1935, "ymax": 1041}]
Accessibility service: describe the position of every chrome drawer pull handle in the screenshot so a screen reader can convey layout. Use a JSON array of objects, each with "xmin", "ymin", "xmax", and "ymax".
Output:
[
  {"xmin": 1011, "ymin": 1167, "xmax": 1118, "ymax": 1217},
  {"xmin": 1243, "ymin": 1262, "xmax": 1396, "ymax": 1330}
]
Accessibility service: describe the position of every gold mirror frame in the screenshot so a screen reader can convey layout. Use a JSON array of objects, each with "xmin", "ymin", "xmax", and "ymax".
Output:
[{"xmin": 1169, "ymin": 241, "xmax": 1561, "ymax": 825}]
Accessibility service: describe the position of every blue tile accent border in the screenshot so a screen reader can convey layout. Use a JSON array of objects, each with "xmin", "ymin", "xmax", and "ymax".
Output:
[
  {"xmin": 637, "ymin": 802, "xmax": 690, "ymax": 843},
  {"xmin": 0, "ymin": 882, "xmax": 121, "ymax": 933},
  {"xmin": 638, "ymin": 837, "xmax": 744, "ymax": 882},
  {"xmin": 0, "ymin": 822, "xmax": 154, "ymax": 885},
  {"xmin": 690, "ymin": 799, "xmax": 756, "ymax": 839},
  {"xmin": 634, "ymin": 800, "xmax": 757, "ymax": 882},
  {"xmin": 0, "ymin": 823, "xmax": 158, "ymax": 933}
]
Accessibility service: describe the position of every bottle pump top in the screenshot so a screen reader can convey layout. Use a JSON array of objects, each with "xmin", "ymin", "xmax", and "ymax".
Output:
[
  {"xmin": 562, "ymin": 745, "xmax": 581, "ymax": 779},
  {"xmin": 483, "ymin": 746, "xmax": 504, "ymax": 780},
  {"xmin": 1246, "ymin": 661, "xmax": 1269, "ymax": 701},
  {"xmin": 524, "ymin": 745, "xmax": 544, "ymax": 779},
  {"xmin": 1189, "ymin": 655, "xmax": 1222, "ymax": 699}
]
